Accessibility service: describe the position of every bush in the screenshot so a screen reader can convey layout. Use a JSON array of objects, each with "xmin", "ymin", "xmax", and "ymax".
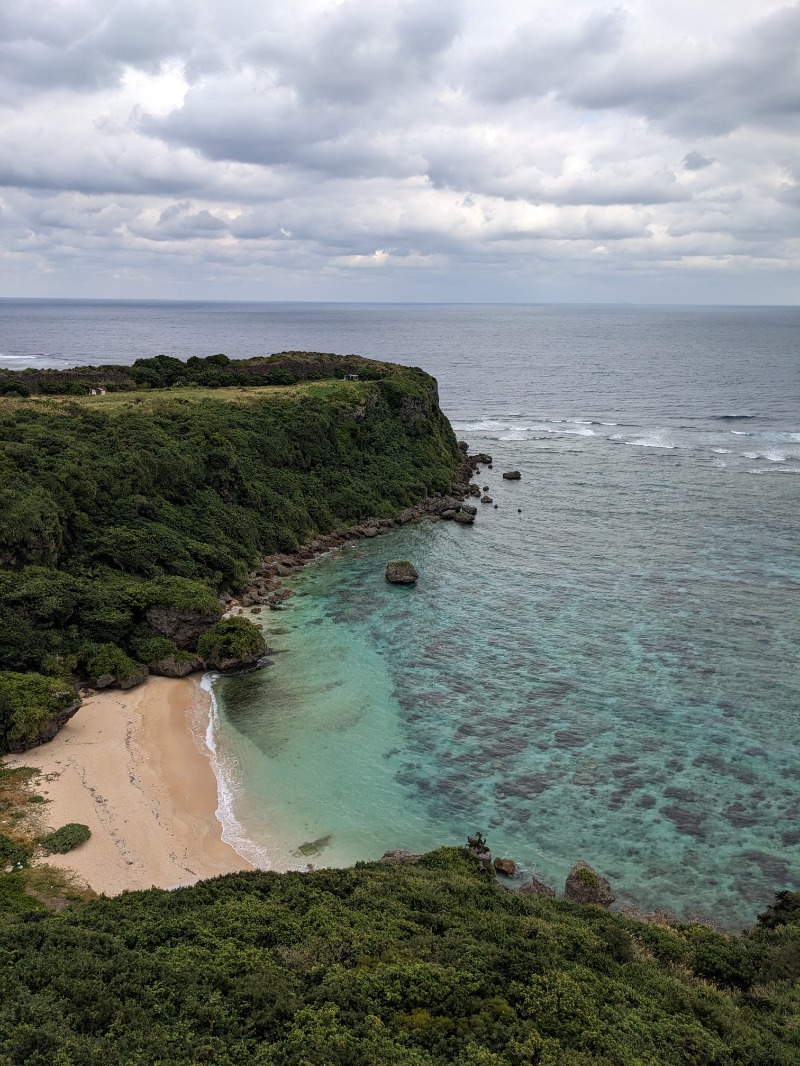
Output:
[
  {"xmin": 0, "ymin": 672, "xmax": 77, "ymax": 751},
  {"xmin": 197, "ymin": 618, "xmax": 266, "ymax": 669},
  {"xmin": 0, "ymin": 832, "xmax": 31, "ymax": 868},
  {"xmin": 40, "ymin": 823, "xmax": 91, "ymax": 854}
]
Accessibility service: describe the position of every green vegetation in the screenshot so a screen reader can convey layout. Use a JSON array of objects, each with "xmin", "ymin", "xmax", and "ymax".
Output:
[
  {"xmin": 0, "ymin": 848, "xmax": 797, "ymax": 1064},
  {"xmin": 0, "ymin": 353, "xmax": 460, "ymax": 747},
  {"xmin": 197, "ymin": 617, "xmax": 267, "ymax": 669},
  {"xmin": 40, "ymin": 823, "xmax": 91, "ymax": 855},
  {"xmin": 0, "ymin": 673, "xmax": 77, "ymax": 752}
]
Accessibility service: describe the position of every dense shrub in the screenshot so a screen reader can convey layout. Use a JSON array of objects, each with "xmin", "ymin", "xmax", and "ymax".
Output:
[
  {"xmin": 0, "ymin": 850, "xmax": 797, "ymax": 1063},
  {"xmin": 40, "ymin": 823, "xmax": 91, "ymax": 854},
  {"xmin": 197, "ymin": 617, "xmax": 266, "ymax": 668},
  {"xmin": 0, "ymin": 672, "xmax": 77, "ymax": 752},
  {"xmin": 0, "ymin": 356, "xmax": 460, "ymax": 742}
]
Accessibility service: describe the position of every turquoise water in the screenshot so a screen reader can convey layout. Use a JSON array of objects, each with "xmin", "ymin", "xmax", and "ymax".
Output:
[
  {"xmin": 6, "ymin": 299, "xmax": 796, "ymax": 928},
  {"xmin": 212, "ymin": 410, "xmax": 799, "ymax": 929}
]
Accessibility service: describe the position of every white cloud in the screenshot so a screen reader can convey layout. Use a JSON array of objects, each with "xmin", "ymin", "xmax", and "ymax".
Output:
[{"xmin": 0, "ymin": 0, "xmax": 798, "ymax": 302}]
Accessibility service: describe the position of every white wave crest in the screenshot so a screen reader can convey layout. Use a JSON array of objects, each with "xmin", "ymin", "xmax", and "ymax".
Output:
[{"xmin": 196, "ymin": 674, "xmax": 274, "ymax": 869}]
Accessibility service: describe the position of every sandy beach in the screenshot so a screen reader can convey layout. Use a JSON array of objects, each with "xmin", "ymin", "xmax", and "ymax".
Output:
[{"xmin": 4, "ymin": 676, "xmax": 253, "ymax": 895}]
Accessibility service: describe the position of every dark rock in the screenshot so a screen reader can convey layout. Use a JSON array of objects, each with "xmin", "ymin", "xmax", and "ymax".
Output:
[
  {"xmin": 440, "ymin": 509, "xmax": 457, "ymax": 520},
  {"xmin": 519, "ymin": 876, "xmax": 556, "ymax": 898},
  {"xmin": 453, "ymin": 510, "xmax": 475, "ymax": 524},
  {"xmin": 481, "ymin": 496, "xmax": 493, "ymax": 503},
  {"xmin": 457, "ymin": 440, "xmax": 469, "ymax": 453},
  {"xmin": 502, "ymin": 470, "xmax": 522, "ymax": 480},
  {"xmin": 385, "ymin": 561, "xmax": 419, "ymax": 584},
  {"xmin": 494, "ymin": 857, "xmax": 516, "ymax": 876},
  {"xmin": 468, "ymin": 484, "xmax": 481, "ymax": 497},
  {"xmin": 468, "ymin": 847, "xmax": 493, "ymax": 869},
  {"xmin": 461, "ymin": 503, "xmax": 478, "ymax": 515},
  {"xmin": 473, "ymin": 453, "xmax": 493, "ymax": 464},
  {"xmin": 149, "ymin": 653, "xmax": 203, "ymax": 678},
  {"xmin": 118, "ymin": 665, "xmax": 149, "ymax": 690},
  {"xmin": 145, "ymin": 605, "xmax": 221, "ymax": 649},
  {"xmin": 564, "ymin": 859, "xmax": 615, "ymax": 906}
]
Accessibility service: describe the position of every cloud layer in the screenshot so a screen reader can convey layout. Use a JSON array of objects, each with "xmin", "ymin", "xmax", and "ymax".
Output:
[{"xmin": 1, "ymin": 0, "xmax": 798, "ymax": 302}]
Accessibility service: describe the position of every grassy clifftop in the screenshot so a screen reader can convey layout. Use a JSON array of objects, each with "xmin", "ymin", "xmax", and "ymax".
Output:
[
  {"xmin": 0, "ymin": 847, "xmax": 798, "ymax": 1064},
  {"xmin": 0, "ymin": 354, "xmax": 461, "ymax": 748}
]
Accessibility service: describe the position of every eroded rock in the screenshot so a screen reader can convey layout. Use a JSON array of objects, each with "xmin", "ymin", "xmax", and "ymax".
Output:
[{"xmin": 564, "ymin": 860, "xmax": 615, "ymax": 907}]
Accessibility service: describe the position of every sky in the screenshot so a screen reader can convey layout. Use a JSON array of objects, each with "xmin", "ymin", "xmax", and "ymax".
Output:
[{"xmin": 0, "ymin": 0, "xmax": 798, "ymax": 304}]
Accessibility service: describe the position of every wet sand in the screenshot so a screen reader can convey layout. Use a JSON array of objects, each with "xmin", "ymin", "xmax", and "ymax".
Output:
[{"xmin": 5, "ymin": 677, "xmax": 253, "ymax": 895}]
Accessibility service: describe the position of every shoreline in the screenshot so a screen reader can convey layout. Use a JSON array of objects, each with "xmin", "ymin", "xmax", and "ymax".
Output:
[{"xmin": 5, "ymin": 676, "xmax": 256, "ymax": 896}]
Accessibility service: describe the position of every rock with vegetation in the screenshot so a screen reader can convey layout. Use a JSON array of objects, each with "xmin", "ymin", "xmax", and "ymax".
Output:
[
  {"xmin": 564, "ymin": 859, "xmax": 616, "ymax": 907},
  {"xmin": 385, "ymin": 561, "xmax": 419, "ymax": 584},
  {"xmin": 197, "ymin": 617, "xmax": 266, "ymax": 671},
  {"xmin": 0, "ymin": 673, "xmax": 80, "ymax": 753}
]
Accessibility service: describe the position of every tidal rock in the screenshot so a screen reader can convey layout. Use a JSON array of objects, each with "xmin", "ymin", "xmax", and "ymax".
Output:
[
  {"xmin": 385, "ymin": 561, "xmax": 419, "ymax": 584},
  {"xmin": 461, "ymin": 504, "xmax": 478, "ymax": 515},
  {"xmin": 519, "ymin": 877, "xmax": 556, "ymax": 898},
  {"xmin": 473, "ymin": 453, "xmax": 493, "ymax": 464},
  {"xmin": 564, "ymin": 860, "xmax": 615, "ymax": 907},
  {"xmin": 453, "ymin": 510, "xmax": 475, "ymax": 524},
  {"xmin": 502, "ymin": 470, "xmax": 522, "ymax": 480},
  {"xmin": 481, "ymin": 495, "xmax": 493, "ymax": 504},
  {"xmin": 469, "ymin": 847, "xmax": 493, "ymax": 869},
  {"xmin": 458, "ymin": 440, "xmax": 469, "ymax": 453},
  {"xmin": 494, "ymin": 857, "xmax": 517, "ymax": 877},
  {"xmin": 468, "ymin": 483, "xmax": 481, "ymax": 497}
]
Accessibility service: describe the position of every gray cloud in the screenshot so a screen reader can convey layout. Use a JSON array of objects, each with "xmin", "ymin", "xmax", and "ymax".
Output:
[{"xmin": 0, "ymin": 0, "xmax": 798, "ymax": 303}]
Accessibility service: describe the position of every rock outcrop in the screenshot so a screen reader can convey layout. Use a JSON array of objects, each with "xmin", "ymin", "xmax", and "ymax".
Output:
[
  {"xmin": 385, "ymin": 561, "xmax": 419, "ymax": 584},
  {"xmin": 145, "ymin": 606, "xmax": 221, "ymax": 649},
  {"xmin": 564, "ymin": 860, "xmax": 615, "ymax": 907},
  {"xmin": 149, "ymin": 653, "xmax": 203, "ymax": 678},
  {"xmin": 518, "ymin": 876, "xmax": 556, "ymax": 898},
  {"xmin": 494, "ymin": 857, "xmax": 517, "ymax": 877},
  {"xmin": 5, "ymin": 696, "xmax": 82, "ymax": 753}
]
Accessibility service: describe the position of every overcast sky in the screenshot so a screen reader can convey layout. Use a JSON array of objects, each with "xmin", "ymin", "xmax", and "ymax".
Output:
[{"xmin": 1, "ymin": 0, "xmax": 798, "ymax": 303}]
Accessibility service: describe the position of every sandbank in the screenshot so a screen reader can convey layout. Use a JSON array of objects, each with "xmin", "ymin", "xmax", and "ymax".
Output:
[{"xmin": 4, "ymin": 676, "xmax": 253, "ymax": 895}]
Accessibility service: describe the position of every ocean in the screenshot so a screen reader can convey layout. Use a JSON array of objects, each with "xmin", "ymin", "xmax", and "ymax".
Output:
[{"xmin": 2, "ymin": 299, "xmax": 798, "ymax": 927}]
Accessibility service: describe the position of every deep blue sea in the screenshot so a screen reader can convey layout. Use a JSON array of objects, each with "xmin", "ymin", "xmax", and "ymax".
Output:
[{"xmin": 2, "ymin": 299, "xmax": 798, "ymax": 928}]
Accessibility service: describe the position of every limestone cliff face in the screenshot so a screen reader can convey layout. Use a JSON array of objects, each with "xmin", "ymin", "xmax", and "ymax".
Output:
[{"xmin": 145, "ymin": 606, "xmax": 222, "ymax": 649}]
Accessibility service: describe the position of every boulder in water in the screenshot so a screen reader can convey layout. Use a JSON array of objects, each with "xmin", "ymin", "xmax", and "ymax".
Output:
[
  {"xmin": 502, "ymin": 470, "xmax": 522, "ymax": 480},
  {"xmin": 564, "ymin": 859, "xmax": 615, "ymax": 906},
  {"xmin": 385, "ymin": 561, "xmax": 419, "ymax": 584},
  {"xmin": 494, "ymin": 857, "xmax": 517, "ymax": 877}
]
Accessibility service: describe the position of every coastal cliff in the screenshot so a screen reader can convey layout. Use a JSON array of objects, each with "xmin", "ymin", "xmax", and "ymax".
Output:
[{"xmin": 0, "ymin": 353, "xmax": 462, "ymax": 750}]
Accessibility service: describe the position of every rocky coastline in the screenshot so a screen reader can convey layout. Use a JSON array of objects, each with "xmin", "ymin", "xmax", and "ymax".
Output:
[{"xmin": 224, "ymin": 443, "xmax": 493, "ymax": 616}]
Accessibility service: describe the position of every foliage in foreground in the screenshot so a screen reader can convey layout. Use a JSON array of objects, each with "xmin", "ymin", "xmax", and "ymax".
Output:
[{"xmin": 0, "ymin": 848, "xmax": 798, "ymax": 1065}]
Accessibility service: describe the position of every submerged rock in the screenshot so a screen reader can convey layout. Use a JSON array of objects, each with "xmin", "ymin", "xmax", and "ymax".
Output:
[
  {"xmin": 385, "ymin": 561, "xmax": 419, "ymax": 584},
  {"xmin": 564, "ymin": 860, "xmax": 615, "ymax": 907}
]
